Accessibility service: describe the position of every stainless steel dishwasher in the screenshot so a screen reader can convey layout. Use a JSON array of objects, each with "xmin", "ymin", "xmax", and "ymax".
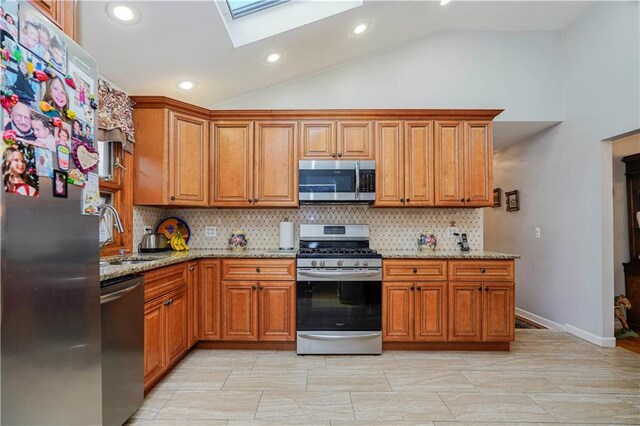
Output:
[{"xmin": 101, "ymin": 274, "xmax": 144, "ymax": 426}]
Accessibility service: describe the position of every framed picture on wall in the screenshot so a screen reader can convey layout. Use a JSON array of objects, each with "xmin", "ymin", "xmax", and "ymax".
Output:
[
  {"xmin": 506, "ymin": 190, "xmax": 520, "ymax": 212},
  {"xmin": 493, "ymin": 188, "xmax": 501, "ymax": 207}
]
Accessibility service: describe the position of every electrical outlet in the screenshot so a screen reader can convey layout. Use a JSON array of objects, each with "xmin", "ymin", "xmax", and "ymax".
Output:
[
  {"xmin": 535, "ymin": 227, "xmax": 541, "ymax": 238},
  {"xmin": 205, "ymin": 226, "xmax": 217, "ymax": 237},
  {"xmin": 447, "ymin": 227, "xmax": 460, "ymax": 238}
]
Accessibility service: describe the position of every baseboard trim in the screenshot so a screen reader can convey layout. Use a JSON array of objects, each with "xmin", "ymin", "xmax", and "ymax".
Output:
[
  {"xmin": 515, "ymin": 308, "xmax": 565, "ymax": 331},
  {"xmin": 565, "ymin": 324, "xmax": 616, "ymax": 348}
]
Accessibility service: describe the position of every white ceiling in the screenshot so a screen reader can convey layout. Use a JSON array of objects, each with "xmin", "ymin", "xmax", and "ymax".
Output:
[{"xmin": 78, "ymin": 1, "xmax": 592, "ymax": 109}]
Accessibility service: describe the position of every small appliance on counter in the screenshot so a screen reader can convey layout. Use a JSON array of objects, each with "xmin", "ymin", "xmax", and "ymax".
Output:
[{"xmin": 138, "ymin": 230, "xmax": 169, "ymax": 252}]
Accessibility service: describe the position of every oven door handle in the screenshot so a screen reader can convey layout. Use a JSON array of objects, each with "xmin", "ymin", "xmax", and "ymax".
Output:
[
  {"xmin": 297, "ymin": 270, "xmax": 381, "ymax": 279},
  {"xmin": 298, "ymin": 332, "xmax": 382, "ymax": 341}
]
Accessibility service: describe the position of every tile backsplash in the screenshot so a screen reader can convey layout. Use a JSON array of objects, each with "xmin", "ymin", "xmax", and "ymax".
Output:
[{"xmin": 133, "ymin": 205, "xmax": 483, "ymax": 252}]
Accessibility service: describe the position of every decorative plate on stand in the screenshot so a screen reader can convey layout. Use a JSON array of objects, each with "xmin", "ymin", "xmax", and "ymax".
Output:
[{"xmin": 156, "ymin": 217, "xmax": 191, "ymax": 243}]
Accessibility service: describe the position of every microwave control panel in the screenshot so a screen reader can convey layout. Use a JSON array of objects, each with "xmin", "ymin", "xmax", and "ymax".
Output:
[{"xmin": 359, "ymin": 170, "xmax": 375, "ymax": 193}]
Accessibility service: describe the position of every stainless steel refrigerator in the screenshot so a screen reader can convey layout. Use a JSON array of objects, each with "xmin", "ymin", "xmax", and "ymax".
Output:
[{"xmin": 0, "ymin": 2, "xmax": 102, "ymax": 424}]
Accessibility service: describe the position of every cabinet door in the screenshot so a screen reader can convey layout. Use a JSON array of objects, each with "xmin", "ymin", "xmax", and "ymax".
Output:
[
  {"xmin": 211, "ymin": 121, "xmax": 253, "ymax": 207},
  {"xmin": 199, "ymin": 259, "xmax": 221, "ymax": 340},
  {"xmin": 28, "ymin": 0, "xmax": 76, "ymax": 39},
  {"xmin": 222, "ymin": 281, "xmax": 259, "ymax": 341},
  {"xmin": 464, "ymin": 121, "xmax": 493, "ymax": 207},
  {"xmin": 337, "ymin": 121, "xmax": 374, "ymax": 160},
  {"xmin": 168, "ymin": 111, "xmax": 209, "ymax": 206},
  {"xmin": 382, "ymin": 282, "xmax": 414, "ymax": 341},
  {"xmin": 259, "ymin": 281, "xmax": 295, "ymax": 341},
  {"xmin": 143, "ymin": 297, "xmax": 165, "ymax": 388},
  {"xmin": 434, "ymin": 121, "xmax": 465, "ymax": 206},
  {"xmin": 300, "ymin": 121, "xmax": 336, "ymax": 159},
  {"xmin": 165, "ymin": 286, "xmax": 189, "ymax": 366},
  {"xmin": 254, "ymin": 121, "xmax": 298, "ymax": 207},
  {"xmin": 448, "ymin": 282, "xmax": 482, "ymax": 342},
  {"xmin": 404, "ymin": 121, "xmax": 435, "ymax": 206},
  {"xmin": 415, "ymin": 282, "xmax": 447, "ymax": 341},
  {"xmin": 482, "ymin": 283, "xmax": 515, "ymax": 342},
  {"xmin": 375, "ymin": 121, "xmax": 405, "ymax": 207},
  {"xmin": 187, "ymin": 262, "xmax": 199, "ymax": 347}
]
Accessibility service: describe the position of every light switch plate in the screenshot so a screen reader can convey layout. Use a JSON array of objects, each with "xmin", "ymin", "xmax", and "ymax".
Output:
[
  {"xmin": 447, "ymin": 227, "xmax": 460, "ymax": 238},
  {"xmin": 205, "ymin": 226, "xmax": 217, "ymax": 237}
]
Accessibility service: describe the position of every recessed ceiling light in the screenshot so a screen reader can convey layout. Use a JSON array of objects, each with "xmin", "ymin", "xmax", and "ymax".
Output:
[
  {"xmin": 265, "ymin": 52, "xmax": 282, "ymax": 64},
  {"xmin": 351, "ymin": 22, "xmax": 369, "ymax": 35},
  {"xmin": 177, "ymin": 80, "xmax": 196, "ymax": 90},
  {"xmin": 440, "ymin": 0, "xmax": 453, "ymax": 5},
  {"xmin": 106, "ymin": 2, "xmax": 141, "ymax": 24}
]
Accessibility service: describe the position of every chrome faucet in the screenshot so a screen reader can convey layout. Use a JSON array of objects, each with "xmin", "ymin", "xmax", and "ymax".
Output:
[{"xmin": 98, "ymin": 204, "xmax": 125, "ymax": 249}]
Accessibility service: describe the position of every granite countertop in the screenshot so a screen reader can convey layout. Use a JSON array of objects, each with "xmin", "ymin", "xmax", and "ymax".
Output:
[
  {"xmin": 100, "ymin": 249, "xmax": 519, "ymax": 281},
  {"xmin": 377, "ymin": 250, "xmax": 521, "ymax": 260}
]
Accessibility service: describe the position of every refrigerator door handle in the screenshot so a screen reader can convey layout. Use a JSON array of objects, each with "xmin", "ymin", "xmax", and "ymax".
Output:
[{"xmin": 100, "ymin": 283, "xmax": 142, "ymax": 304}]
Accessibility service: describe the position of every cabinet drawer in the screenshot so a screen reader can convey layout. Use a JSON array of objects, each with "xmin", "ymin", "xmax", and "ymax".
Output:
[
  {"xmin": 144, "ymin": 263, "xmax": 188, "ymax": 302},
  {"xmin": 221, "ymin": 259, "xmax": 295, "ymax": 281},
  {"xmin": 448, "ymin": 260, "xmax": 514, "ymax": 281},
  {"xmin": 383, "ymin": 260, "xmax": 447, "ymax": 281}
]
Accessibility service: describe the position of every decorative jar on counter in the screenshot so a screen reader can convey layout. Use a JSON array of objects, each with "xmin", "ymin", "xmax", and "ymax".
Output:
[
  {"xmin": 418, "ymin": 232, "xmax": 437, "ymax": 251},
  {"xmin": 229, "ymin": 230, "xmax": 248, "ymax": 251}
]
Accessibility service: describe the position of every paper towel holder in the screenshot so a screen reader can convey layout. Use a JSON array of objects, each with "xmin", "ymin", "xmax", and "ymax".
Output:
[{"xmin": 279, "ymin": 217, "xmax": 295, "ymax": 251}]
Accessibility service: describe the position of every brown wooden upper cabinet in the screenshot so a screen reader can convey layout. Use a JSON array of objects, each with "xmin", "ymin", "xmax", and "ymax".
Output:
[
  {"xmin": 300, "ymin": 120, "xmax": 374, "ymax": 160},
  {"xmin": 434, "ymin": 120, "xmax": 493, "ymax": 207},
  {"xmin": 375, "ymin": 121, "xmax": 434, "ymax": 207},
  {"xmin": 28, "ymin": 0, "xmax": 77, "ymax": 39},
  {"xmin": 211, "ymin": 121, "xmax": 298, "ymax": 208},
  {"xmin": 133, "ymin": 108, "xmax": 209, "ymax": 207}
]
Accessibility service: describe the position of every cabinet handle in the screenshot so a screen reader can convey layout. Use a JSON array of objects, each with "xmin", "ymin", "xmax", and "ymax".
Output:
[
  {"xmin": 460, "ymin": 198, "xmax": 465, "ymax": 203},
  {"xmin": 412, "ymin": 268, "xmax": 417, "ymax": 273},
  {"xmin": 406, "ymin": 198, "xmax": 410, "ymax": 203},
  {"xmin": 256, "ymin": 267, "xmax": 261, "ymax": 273},
  {"xmin": 480, "ymin": 268, "xmax": 486, "ymax": 273},
  {"xmin": 170, "ymin": 195, "xmax": 175, "ymax": 201},
  {"xmin": 466, "ymin": 198, "xmax": 471, "ymax": 202},
  {"xmin": 252, "ymin": 285, "xmax": 257, "ymax": 291},
  {"xmin": 338, "ymin": 153, "xmax": 343, "ymax": 158},
  {"xmin": 248, "ymin": 198, "xmax": 253, "ymax": 203},
  {"xmin": 484, "ymin": 287, "xmax": 489, "ymax": 291},
  {"xmin": 400, "ymin": 198, "xmax": 405, "ymax": 202},
  {"xmin": 332, "ymin": 153, "xmax": 336, "ymax": 158},
  {"xmin": 189, "ymin": 266, "xmax": 196, "ymax": 271},
  {"xmin": 254, "ymin": 198, "xmax": 259, "ymax": 202},
  {"xmin": 416, "ymin": 286, "xmax": 422, "ymax": 291},
  {"xmin": 410, "ymin": 286, "xmax": 415, "ymax": 291},
  {"xmin": 164, "ymin": 300, "xmax": 170, "ymax": 306},
  {"xmin": 259, "ymin": 285, "xmax": 264, "ymax": 291},
  {"xmin": 477, "ymin": 286, "xmax": 482, "ymax": 291}
]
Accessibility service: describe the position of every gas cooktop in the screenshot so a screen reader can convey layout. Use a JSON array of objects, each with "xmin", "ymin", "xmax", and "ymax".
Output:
[{"xmin": 297, "ymin": 247, "xmax": 381, "ymax": 258}]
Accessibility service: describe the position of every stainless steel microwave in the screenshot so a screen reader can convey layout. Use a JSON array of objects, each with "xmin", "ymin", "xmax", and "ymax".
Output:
[{"xmin": 298, "ymin": 160, "xmax": 376, "ymax": 202}]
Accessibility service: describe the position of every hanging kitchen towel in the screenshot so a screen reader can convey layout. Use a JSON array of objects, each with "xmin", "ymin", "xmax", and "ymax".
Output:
[
  {"xmin": 96, "ymin": 78, "xmax": 136, "ymax": 153},
  {"xmin": 279, "ymin": 219, "xmax": 294, "ymax": 250}
]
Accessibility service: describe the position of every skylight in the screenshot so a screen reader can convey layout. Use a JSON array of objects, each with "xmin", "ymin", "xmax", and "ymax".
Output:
[
  {"xmin": 226, "ymin": 0, "xmax": 289, "ymax": 19},
  {"xmin": 215, "ymin": 0, "xmax": 363, "ymax": 47}
]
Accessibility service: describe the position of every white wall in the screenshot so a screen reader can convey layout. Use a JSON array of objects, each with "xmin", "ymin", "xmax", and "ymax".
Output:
[
  {"xmin": 213, "ymin": 31, "xmax": 563, "ymax": 123},
  {"xmin": 485, "ymin": 2, "xmax": 640, "ymax": 345},
  {"xmin": 612, "ymin": 133, "xmax": 640, "ymax": 296}
]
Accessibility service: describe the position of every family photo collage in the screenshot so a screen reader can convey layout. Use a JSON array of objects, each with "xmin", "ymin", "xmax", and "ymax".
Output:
[{"xmin": 0, "ymin": 0, "xmax": 96, "ymax": 199}]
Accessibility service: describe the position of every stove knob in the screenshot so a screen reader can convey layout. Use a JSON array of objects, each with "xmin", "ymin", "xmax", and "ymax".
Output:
[
  {"xmin": 353, "ymin": 260, "xmax": 360, "ymax": 267},
  {"xmin": 311, "ymin": 260, "xmax": 317, "ymax": 267},
  {"xmin": 362, "ymin": 260, "xmax": 369, "ymax": 267},
  {"xmin": 337, "ymin": 260, "xmax": 343, "ymax": 267},
  {"xmin": 320, "ymin": 260, "xmax": 326, "ymax": 267}
]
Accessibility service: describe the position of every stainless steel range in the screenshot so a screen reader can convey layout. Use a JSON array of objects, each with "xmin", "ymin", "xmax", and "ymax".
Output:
[{"xmin": 296, "ymin": 224, "xmax": 382, "ymax": 355}]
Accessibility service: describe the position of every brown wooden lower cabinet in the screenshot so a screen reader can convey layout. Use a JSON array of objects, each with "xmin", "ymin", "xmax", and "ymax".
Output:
[
  {"xmin": 221, "ymin": 280, "xmax": 296, "ymax": 342},
  {"xmin": 143, "ymin": 264, "xmax": 190, "ymax": 391},
  {"xmin": 448, "ymin": 281, "xmax": 514, "ymax": 342},
  {"xmin": 382, "ymin": 281, "xmax": 447, "ymax": 342},
  {"xmin": 199, "ymin": 259, "xmax": 222, "ymax": 340},
  {"xmin": 187, "ymin": 261, "xmax": 199, "ymax": 347}
]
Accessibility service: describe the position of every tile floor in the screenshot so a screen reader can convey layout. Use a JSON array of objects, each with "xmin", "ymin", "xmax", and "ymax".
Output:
[{"xmin": 128, "ymin": 330, "xmax": 640, "ymax": 425}]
